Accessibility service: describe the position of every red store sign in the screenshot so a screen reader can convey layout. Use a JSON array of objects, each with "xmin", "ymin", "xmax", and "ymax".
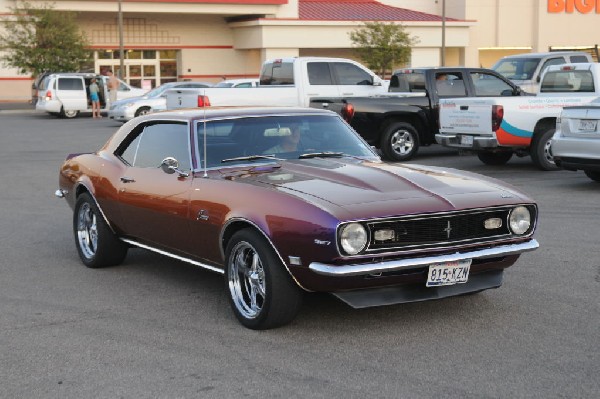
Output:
[{"xmin": 548, "ymin": 0, "xmax": 600, "ymax": 13}]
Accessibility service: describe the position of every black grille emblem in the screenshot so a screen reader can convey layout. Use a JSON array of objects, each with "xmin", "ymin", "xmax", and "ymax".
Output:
[{"xmin": 443, "ymin": 220, "xmax": 452, "ymax": 239}]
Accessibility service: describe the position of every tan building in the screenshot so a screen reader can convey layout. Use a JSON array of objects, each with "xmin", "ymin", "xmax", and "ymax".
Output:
[{"xmin": 0, "ymin": 0, "xmax": 598, "ymax": 101}]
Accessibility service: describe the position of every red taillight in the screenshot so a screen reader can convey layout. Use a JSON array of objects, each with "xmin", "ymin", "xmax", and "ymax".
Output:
[
  {"xmin": 342, "ymin": 102, "xmax": 355, "ymax": 122},
  {"xmin": 197, "ymin": 95, "xmax": 211, "ymax": 107},
  {"xmin": 45, "ymin": 90, "xmax": 52, "ymax": 100},
  {"xmin": 492, "ymin": 105, "xmax": 504, "ymax": 132}
]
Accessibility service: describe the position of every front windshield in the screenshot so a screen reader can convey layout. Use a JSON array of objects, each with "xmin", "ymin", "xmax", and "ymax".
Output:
[
  {"xmin": 214, "ymin": 82, "xmax": 234, "ymax": 88},
  {"xmin": 195, "ymin": 114, "xmax": 378, "ymax": 168},
  {"xmin": 145, "ymin": 84, "xmax": 172, "ymax": 98},
  {"xmin": 492, "ymin": 58, "xmax": 541, "ymax": 80}
]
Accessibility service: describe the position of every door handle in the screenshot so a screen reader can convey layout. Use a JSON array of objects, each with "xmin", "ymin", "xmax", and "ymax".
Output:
[
  {"xmin": 120, "ymin": 176, "xmax": 135, "ymax": 183},
  {"xmin": 342, "ymin": 92, "xmax": 354, "ymax": 96}
]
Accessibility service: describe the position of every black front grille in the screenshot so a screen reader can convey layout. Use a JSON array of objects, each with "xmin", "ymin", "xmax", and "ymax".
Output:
[{"xmin": 364, "ymin": 206, "xmax": 532, "ymax": 253}]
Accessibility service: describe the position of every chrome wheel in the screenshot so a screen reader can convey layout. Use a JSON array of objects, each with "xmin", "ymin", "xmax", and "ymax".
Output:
[
  {"xmin": 228, "ymin": 241, "xmax": 266, "ymax": 319},
  {"xmin": 390, "ymin": 130, "xmax": 414, "ymax": 156},
  {"xmin": 76, "ymin": 202, "xmax": 98, "ymax": 260},
  {"xmin": 543, "ymin": 136, "xmax": 555, "ymax": 166}
]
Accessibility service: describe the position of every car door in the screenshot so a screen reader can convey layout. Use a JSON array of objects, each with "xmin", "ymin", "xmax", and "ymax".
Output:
[
  {"xmin": 304, "ymin": 62, "xmax": 341, "ymax": 100},
  {"xmin": 331, "ymin": 61, "xmax": 383, "ymax": 97},
  {"xmin": 56, "ymin": 76, "xmax": 87, "ymax": 111},
  {"xmin": 116, "ymin": 121, "xmax": 194, "ymax": 251}
]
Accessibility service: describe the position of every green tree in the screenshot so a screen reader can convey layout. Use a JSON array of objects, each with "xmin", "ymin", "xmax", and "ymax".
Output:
[
  {"xmin": 0, "ymin": 1, "xmax": 91, "ymax": 77},
  {"xmin": 350, "ymin": 21, "xmax": 418, "ymax": 78}
]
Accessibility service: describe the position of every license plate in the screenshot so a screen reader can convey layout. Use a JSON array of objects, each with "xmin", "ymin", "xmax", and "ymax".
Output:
[
  {"xmin": 426, "ymin": 259, "xmax": 471, "ymax": 287},
  {"xmin": 460, "ymin": 135, "xmax": 474, "ymax": 146},
  {"xmin": 578, "ymin": 120, "xmax": 598, "ymax": 132}
]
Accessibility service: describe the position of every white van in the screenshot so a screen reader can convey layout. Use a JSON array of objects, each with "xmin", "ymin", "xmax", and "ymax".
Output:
[
  {"xmin": 491, "ymin": 51, "xmax": 593, "ymax": 93},
  {"xmin": 35, "ymin": 73, "xmax": 147, "ymax": 118}
]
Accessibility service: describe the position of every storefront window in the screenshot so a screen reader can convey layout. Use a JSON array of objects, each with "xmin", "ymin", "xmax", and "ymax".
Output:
[
  {"xmin": 159, "ymin": 50, "xmax": 177, "ymax": 59},
  {"xmin": 160, "ymin": 61, "xmax": 177, "ymax": 77},
  {"xmin": 98, "ymin": 51, "xmax": 114, "ymax": 59},
  {"xmin": 143, "ymin": 50, "xmax": 157, "ymax": 59},
  {"xmin": 127, "ymin": 50, "xmax": 142, "ymax": 59}
]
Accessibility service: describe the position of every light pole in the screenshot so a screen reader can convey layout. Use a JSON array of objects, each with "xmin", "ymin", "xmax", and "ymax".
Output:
[
  {"xmin": 118, "ymin": 0, "xmax": 125, "ymax": 79},
  {"xmin": 441, "ymin": 0, "xmax": 446, "ymax": 66}
]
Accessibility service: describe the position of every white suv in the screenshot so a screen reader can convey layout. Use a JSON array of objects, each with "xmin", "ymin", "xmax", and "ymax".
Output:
[{"xmin": 35, "ymin": 73, "xmax": 147, "ymax": 118}]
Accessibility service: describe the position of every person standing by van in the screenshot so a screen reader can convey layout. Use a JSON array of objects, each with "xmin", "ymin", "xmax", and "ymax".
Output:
[
  {"xmin": 107, "ymin": 70, "xmax": 119, "ymax": 105},
  {"xmin": 89, "ymin": 78, "xmax": 101, "ymax": 118}
]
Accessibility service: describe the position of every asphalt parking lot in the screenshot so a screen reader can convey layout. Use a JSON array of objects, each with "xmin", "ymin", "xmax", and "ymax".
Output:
[{"xmin": 0, "ymin": 110, "xmax": 598, "ymax": 398}]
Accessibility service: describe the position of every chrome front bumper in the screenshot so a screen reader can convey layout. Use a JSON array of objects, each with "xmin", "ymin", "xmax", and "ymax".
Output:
[
  {"xmin": 436, "ymin": 133, "xmax": 499, "ymax": 149},
  {"xmin": 309, "ymin": 239, "xmax": 539, "ymax": 277}
]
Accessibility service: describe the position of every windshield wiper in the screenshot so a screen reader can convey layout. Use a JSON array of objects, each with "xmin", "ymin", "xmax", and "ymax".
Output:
[
  {"xmin": 299, "ymin": 151, "xmax": 345, "ymax": 159},
  {"xmin": 221, "ymin": 155, "xmax": 280, "ymax": 163}
]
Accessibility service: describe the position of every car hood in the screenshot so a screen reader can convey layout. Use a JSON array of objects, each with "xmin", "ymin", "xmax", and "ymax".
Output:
[{"xmin": 223, "ymin": 158, "xmax": 530, "ymax": 220}]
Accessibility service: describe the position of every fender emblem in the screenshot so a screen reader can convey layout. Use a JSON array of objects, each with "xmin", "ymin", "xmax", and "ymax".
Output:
[{"xmin": 314, "ymin": 239, "xmax": 331, "ymax": 246}]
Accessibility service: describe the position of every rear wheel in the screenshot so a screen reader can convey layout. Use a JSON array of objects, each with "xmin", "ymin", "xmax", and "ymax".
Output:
[
  {"xmin": 60, "ymin": 108, "xmax": 79, "ymax": 119},
  {"xmin": 530, "ymin": 128, "xmax": 559, "ymax": 170},
  {"xmin": 225, "ymin": 229, "xmax": 303, "ymax": 330},
  {"xmin": 73, "ymin": 193, "xmax": 128, "ymax": 268},
  {"xmin": 135, "ymin": 106, "xmax": 151, "ymax": 117},
  {"xmin": 380, "ymin": 122, "xmax": 420, "ymax": 162},
  {"xmin": 477, "ymin": 151, "xmax": 513, "ymax": 165},
  {"xmin": 584, "ymin": 170, "xmax": 600, "ymax": 182}
]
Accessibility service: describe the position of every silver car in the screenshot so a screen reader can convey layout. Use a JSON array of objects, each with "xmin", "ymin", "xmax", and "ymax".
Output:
[
  {"xmin": 108, "ymin": 81, "xmax": 212, "ymax": 122},
  {"xmin": 552, "ymin": 97, "xmax": 600, "ymax": 182}
]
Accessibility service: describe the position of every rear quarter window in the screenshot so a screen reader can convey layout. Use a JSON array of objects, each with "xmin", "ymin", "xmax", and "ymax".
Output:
[
  {"xmin": 259, "ymin": 61, "xmax": 294, "ymax": 85},
  {"xmin": 57, "ymin": 78, "xmax": 84, "ymax": 90}
]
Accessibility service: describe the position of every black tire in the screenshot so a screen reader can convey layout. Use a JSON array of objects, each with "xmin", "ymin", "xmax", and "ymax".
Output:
[
  {"xmin": 134, "ymin": 106, "xmax": 151, "ymax": 118},
  {"xmin": 530, "ymin": 128, "xmax": 559, "ymax": 171},
  {"xmin": 225, "ymin": 229, "xmax": 303, "ymax": 330},
  {"xmin": 477, "ymin": 151, "xmax": 513, "ymax": 165},
  {"xmin": 380, "ymin": 122, "xmax": 420, "ymax": 162},
  {"xmin": 60, "ymin": 107, "xmax": 79, "ymax": 119},
  {"xmin": 73, "ymin": 193, "xmax": 128, "ymax": 268},
  {"xmin": 584, "ymin": 170, "xmax": 600, "ymax": 182}
]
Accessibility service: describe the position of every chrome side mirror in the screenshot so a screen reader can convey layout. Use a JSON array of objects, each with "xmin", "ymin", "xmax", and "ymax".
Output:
[{"xmin": 160, "ymin": 157, "xmax": 189, "ymax": 177}]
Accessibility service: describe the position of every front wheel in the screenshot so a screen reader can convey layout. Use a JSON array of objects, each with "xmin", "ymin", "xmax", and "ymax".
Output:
[
  {"xmin": 380, "ymin": 122, "xmax": 420, "ymax": 162},
  {"xmin": 584, "ymin": 170, "xmax": 600, "ymax": 182},
  {"xmin": 530, "ymin": 128, "xmax": 559, "ymax": 171},
  {"xmin": 73, "ymin": 193, "xmax": 128, "ymax": 268},
  {"xmin": 135, "ymin": 106, "xmax": 151, "ymax": 117},
  {"xmin": 477, "ymin": 151, "xmax": 513, "ymax": 165},
  {"xmin": 225, "ymin": 229, "xmax": 303, "ymax": 330}
]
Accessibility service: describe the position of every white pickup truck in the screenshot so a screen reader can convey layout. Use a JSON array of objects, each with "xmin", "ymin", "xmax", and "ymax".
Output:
[
  {"xmin": 437, "ymin": 63, "xmax": 600, "ymax": 170},
  {"xmin": 164, "ymin": 57, "xmax": 388, "ymax": 110}
]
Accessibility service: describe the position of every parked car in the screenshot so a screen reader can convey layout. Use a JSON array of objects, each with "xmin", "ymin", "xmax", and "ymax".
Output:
[
  {"xmin": 310, "ymin": 67, "xmax": 526, "ymax": 162},
  {"xmin": 214, "ymin": 78, "xmax": 259, "ymax": 88},
  {"xmin": 552, "ymin": 97, "xmax": 600, "ymax": 182},
  {"xmin": 437, "ymin": 63, "xmax": 600, "ymax": 170},
  {"xmin": 108, "ymin": 81, "xmax": 213, "ymax": 122},
  {"xmin": 491, "ymin": 51, "xmax": 592, "ymax": 93},
  {"xmin": 36, "ymin": 73, "xmax": 147, "ymax": 118},
  {"xmin": 55, "ymin": 107, "xmax": 539, "ymax": 329}
]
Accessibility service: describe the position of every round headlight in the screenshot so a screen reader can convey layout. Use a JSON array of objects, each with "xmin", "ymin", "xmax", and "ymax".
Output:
[
  {"xmin": 339, "ymin": 223, "xmax": 368, "ymax": 255},
  {"xmin": 509, "ymin": 206, "xmax": 531, "ymax": 235}
]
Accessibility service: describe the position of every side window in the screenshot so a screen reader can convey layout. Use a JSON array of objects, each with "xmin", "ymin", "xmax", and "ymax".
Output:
[
  {"xmin": 470, "ymin": 72, "xmax": 515, "ymax": 96},
  {"xmin": 259, "ymin": 61, "xmax": 294, "ymax": 85},
  {"xmin": 307, "ymin": 62, "xmax": 334, "ymax": 85},
  {"xmin": 569, "ymin": 55, "xmax": 589, "ymax": 63},
  {"xmin": 118, "ymin": 81, "xmax": 130, "ymax": 91},
  {"xmin": 57, "ymin": 78, "xmax": 84, "ymax": 90},
  {"xmin": 539, "ymin": 58, "xmax": 566, "ymax": 75},
  {"xmin": 234, "ymin": 82, "xmax": 253, "ymax": 88},
  {"xmin": 435, "ymin": 73, "xmax": 467, "ymax": 97},
  {"xmin": 120, "ymin": 122, "xmax": 190, "ymax": 170},
  {"xmin": 332, "ymin": 62, "xmax": 373, "ymax": 85}
]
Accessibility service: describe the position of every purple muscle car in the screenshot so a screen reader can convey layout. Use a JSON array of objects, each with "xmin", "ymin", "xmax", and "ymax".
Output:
[{"xmin": 56, "ymin": 107, "xmax": 539, "ymax": 329}]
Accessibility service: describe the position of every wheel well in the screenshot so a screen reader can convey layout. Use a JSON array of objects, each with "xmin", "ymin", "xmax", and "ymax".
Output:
[
  {"xmin": 533, "ymin": 118, "xmax": 556, "ymax": 137},
  {"xmin": 75, "ymin": 184, "xmax": 90, "ymax": 198},
  {"xmin": 221, "ymin": 220, "xmax": 260, "ymax": 258},
  {"xmin": 380, "ymin": 114, "xmax": 429, "ymax": 144}
]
